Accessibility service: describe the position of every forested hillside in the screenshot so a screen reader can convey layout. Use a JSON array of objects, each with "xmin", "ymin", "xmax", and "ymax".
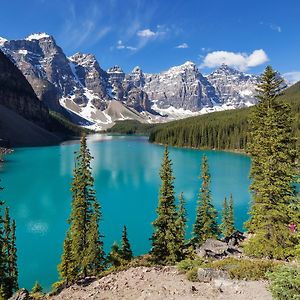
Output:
[{"xmin": 148, "ymin": 81, "xmax": 300, "ymax": 151}]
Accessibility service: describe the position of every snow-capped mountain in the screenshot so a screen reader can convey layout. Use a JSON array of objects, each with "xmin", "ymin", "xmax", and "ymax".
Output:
[
  {"xmin": 207, "ymin": 64, "xmax": 258, "ymax": 107},
  {"xmin": 0, "ymin": 33, "xmax": 261, "ymax": 130}
]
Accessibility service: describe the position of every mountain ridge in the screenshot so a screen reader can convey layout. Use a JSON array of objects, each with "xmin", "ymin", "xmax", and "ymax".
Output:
[{"xmin": 0, "ymin": 33, "xmax": 262, "ymax": 130}]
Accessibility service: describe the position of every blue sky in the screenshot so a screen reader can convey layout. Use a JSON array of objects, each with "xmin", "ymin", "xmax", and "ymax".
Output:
[{"xmin": 1, "ymin": 0, "xmax": 300, "ymax": 80}]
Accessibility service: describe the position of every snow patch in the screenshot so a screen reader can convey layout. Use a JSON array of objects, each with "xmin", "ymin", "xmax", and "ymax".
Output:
[
  {"xmin": 25, "ymin": 33, "xmax": 51, "ymax": 41},
  {"xmin": 0, "ymin": 36, "xmax": 7, "ymax": 46},
  {"xmin": 239, "ymin": 89, "xmax": 253, "ymax": 97},
  {"xmin": 18, "ymin": 49, "xmax": 28, "ymax": 55}
]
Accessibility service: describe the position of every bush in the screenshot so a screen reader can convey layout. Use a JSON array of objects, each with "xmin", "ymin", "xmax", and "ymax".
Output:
[
  {"xmin": 186, "ymin": 268, "xmax": 198, "ymax": 282},
  {"xmin": 208, "ymin": 258, "xmax": 282, "ymax": 280},
  {"xmin": 177, "ymin": 258, "xmax": 205, "ymax": 273},
  {"xmin": 267, "ymin": 266, "xmax": 300, "ymax": 300}
]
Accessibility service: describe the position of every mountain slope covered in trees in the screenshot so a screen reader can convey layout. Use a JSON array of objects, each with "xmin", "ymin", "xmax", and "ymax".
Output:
[{"xmin": 148, "ymin": 81, "xmax": 300, "ymax": 151}]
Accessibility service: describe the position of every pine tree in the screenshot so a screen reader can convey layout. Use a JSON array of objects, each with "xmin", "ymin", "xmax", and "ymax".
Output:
[
  {"xmin": 245, "ymin": 66, "xmax": 298, "ymax": 259},
  {"xmin": 150, "ymin": 147, "xmax": 180, "ymax": 264},
  {"xmin": 192, "ymin": 154, "xmax": 219, "ymax": 246},
  {"xmin": 227, "ymin": 194, "xmax": 235, "ymax": 235},
  {"xmin": 58, "ymin": 231, "xmax": 76, "ymax": 285},
  {"xmin": 0, "ymin": 184, "xmax": 18, "ymax": 298},
  {"xmin": 107, "ymin": 242, "xmax": 123, "ymax": 267},
  {"xmin": 31, "ymin": 281, "xmax": 42, "ymax": 294},
  {"xmin": 84, "ymin": 202, "xmax": 105, "ymax": 275},
  {"xmin": 10, "ymin": 220, "xmax": 18, "ymax": 292},
  {"xmin": 120, "ymin": 226, "xmax": 133, "ymax": 261},
  {"xmin": 59, "ymin": 134, "xmax": 105, "ymax": 282},
  {"xmin": 176, "ymin": 192, "xmax": 187, "ymax": 260},
  {"xmin": 220, "ymin": 195, "xmax": 235, "ymax": 237},
  {"xmin": 0, "ymin": 285, "xmax": 5, "ymax": 300}
]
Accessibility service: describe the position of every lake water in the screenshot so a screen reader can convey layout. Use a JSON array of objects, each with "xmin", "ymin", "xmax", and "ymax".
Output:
[{"xmin": 0, "ymin": 135, "xmax": 251, "ymax": 290}]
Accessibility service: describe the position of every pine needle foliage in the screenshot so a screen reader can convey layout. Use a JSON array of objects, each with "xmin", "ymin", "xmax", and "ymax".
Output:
[
  {"xmin": 244, "ymin": 66, "xmax": 299, "ymax": 259},
  {"xmin": 58, "ymin": 134, "xmax": 105, "ymax": 283},
  {"xmin": 191, "ymin": 154, "xmax": 219, "ymax": 246},
  {"xmin": 150, "ymin": 147, "xmax": 182, "ymax": 264}
]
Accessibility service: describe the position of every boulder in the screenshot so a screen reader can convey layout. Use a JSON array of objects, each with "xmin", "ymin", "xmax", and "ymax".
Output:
[
  {"xmin": 9, "ymin": 289, "xmax": 30, "ymax": 300},
  {"xmin": 196, "ymin": 238, "xmax": 229, "ymax": 258}
]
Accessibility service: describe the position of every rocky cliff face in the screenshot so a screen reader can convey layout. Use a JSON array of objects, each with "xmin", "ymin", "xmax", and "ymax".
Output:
[
  {"xmin": 207, "ymin": 64, "xmax": 258, "ymax": 107},
  {"xmin": 144, "ymin": 61, "xmax": 219, "ymax": 111},
  {"xmin": 0, "ymin": 32, "xmax": 262, "ymax": 129},
  {"xmin": 0, "ymin": 49, "xmax": 62, "ymax": 146},
  {"xmin": 0, "ymin": 49, "xmax": 50, "ymax": 125}
]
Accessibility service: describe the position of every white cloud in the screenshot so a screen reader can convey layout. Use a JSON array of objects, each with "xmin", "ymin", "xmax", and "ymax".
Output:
[
  {"xmin": 137, "ymin": 26, "xmax": 168, "ymax": 40},
  {"xmin": 176, "ymin": 43, "xmax": 189, "ymax": 49},
  {"xmin": 137, "ymin": 29, "xmax": 156, "ymax": 38},
  {"xmin": 260, "ymin": 22, "xmax": 282, "ymax": 33},
  {"xmin": 283, "ymin": 71, "xmax": 300, "ymax": 84},
  {"xmin": 115, "ymin": 40, "xmax": 137, "ymax": 51},
  {"xmin": 200, "ymin": 49, "xmax": 269, "ymax": 71},
  {"xmin": 269, "ymin": 24, "xmax": 282, "ymax": 33}
]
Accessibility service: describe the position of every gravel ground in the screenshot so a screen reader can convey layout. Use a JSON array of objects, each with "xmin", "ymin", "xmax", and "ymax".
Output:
[{"xmin": 50, "ymin": 266, "xmax": 273, "ymax": 300}]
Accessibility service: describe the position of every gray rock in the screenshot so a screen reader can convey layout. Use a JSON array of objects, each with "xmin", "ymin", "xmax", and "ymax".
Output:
[
  {"xmin": 9, "ymin": 288, "xmax": 30, "ymax": 300},
  {"xmin": 197, "ymin": 268, "xmax": 229, "ymax": 283},
  {"xmin": 207, "ymin": 64, "xmax": 259, "ymax": 107},
  {"xmin": 196, "ymin": 237, "xmax": 242, "ymax": 259}
]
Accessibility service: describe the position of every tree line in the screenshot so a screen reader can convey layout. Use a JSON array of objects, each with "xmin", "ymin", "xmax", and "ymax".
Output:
[{"xmin": 148, "ymin": 81, "xmax": 300, "ymax": 154}]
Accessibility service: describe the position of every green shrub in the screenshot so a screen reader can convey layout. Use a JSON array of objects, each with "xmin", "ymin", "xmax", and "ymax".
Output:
[
  {"xmin": 209, "ymin": 258, "xmax": 282, "ymax": 280},
  {"xmin": 267, "ymin": 266, "xmax": 300, "ymax": 300},
  {"xmin": 186, "ymin": 268, "xmax": 198, "ymax": 282},
  {"xmin": 177, "ymin": 258, "xmax": 205, "ymax": 273}
]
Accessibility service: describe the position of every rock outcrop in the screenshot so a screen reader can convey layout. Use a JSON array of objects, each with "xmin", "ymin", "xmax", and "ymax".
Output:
[{"xmin": 0, "ymin": 49, "xmax": 63, "ymax": 146}]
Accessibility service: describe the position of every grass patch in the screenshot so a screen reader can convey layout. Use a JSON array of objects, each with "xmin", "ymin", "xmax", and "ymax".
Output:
[{"xmin": 207, "ymin": 257, "xmax": 283, "ymax": 280}]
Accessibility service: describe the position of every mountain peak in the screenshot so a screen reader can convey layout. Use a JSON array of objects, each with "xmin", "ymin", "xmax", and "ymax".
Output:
[
  {"xmin": 25, "ymin": 32, "xmax": 52, "ymax": 41},
  {"xmin": 69, "ymin": 52, "xmax": 97, "ymax": 63},
  {"xmin": 0, "ymin": 36, "xmax": 7, "ymax": 46},
  {"xmin": 214, "ymin": 64, "xmax": 240, "ymax": 74},
  {"xmin": 132, "ymin": 66, "xmax": 143, "ymax": 74},
  {"xmin": 167, "ymin": 61, "xmax": 197, "ymax": 74},
  {"xmin": 107, "ymin": 65, "xmax": 124, "ymax": 74}
]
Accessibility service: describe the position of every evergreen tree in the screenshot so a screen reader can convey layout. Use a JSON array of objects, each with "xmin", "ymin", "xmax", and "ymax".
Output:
[
  {"xmin": 3, "ymin": 207, "xmax": 11, "ymax": 292},
  {"xmin": 150, "ymin": 147, "xmax": 180, "ymax": 264},
  {"xmin": 245, "ymin": 66, "xmax": 298, "ymax": 258},
  {"xmin": 176, "ymin": 192, "xmax": 187, "ymax": 260},
  {"xmin": 10, "ymin": 220, "xmax": 18, "ymax": 292},
  {"xmin": 0, "ymin": 184, "xmax": 18, "ymax": 298},
  {"xmin": 107, "ymin": 242, "xmax": 123, "ymax": 267},
  {"xmin": 59, "ymin": 134, "xmax": 105, "ymax": 282},
  {"xmin": 0, "ymin": 285, "xmax": 5, "ymax": 300},
  {"xmin": 84, "ymin": 201, "xmax": 105, "ymax": 275},
  {"xmin": 58, "ymin": 231, "xmax": 76, "ymax": 285},
  {"xmin": 220, "ymin": 195, "xmax": 235, "ymax": 237},
  {"xmin": 31, "ymin": 281, "xmax": 42, "ymax": 294},
  {"xmin": 120, "ymin": 226, "xmax": 133, "ymax": 261},
  {"xmin": 192, "ymin": 154, "xmax": 219, "ymax": 246}
]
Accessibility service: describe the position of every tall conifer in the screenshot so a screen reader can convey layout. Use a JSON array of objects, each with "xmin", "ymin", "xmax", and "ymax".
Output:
[
  {"xmin": 120, "ymin": 226, "xmax": 133, "ymax": 261},
  {"xmin": 59, "ymin": 134, "xmax": 105, "ymax": 282},
  {"xmin": 176, "ymin": 192, "xmax": 187, "ymax": 260},
  {"xmin": 245, "ymin": 66, "xmax": 298, "ymax": 258},
  {"xmin": 58, "ymin": 231, "xmax": 76, "ymax": 285},
  {"xmin": 192, "ymin": 154, "xmax": 219, "ymax": 246},
  {"xmin": 10, "ymin": 220, "xmax": 18, "ymax": 292},
  {"xmin": 220, "ymin": 195, "xmax": 235, "ymax": 237},
  {"xmin": 151, "ymin": 147, "xmax": 180, "ymax": 264}
]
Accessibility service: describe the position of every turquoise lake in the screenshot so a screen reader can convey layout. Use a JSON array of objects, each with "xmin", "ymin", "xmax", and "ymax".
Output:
[{"xmin": 0, "ymin": 135, "xmax": 251, "ymax": 290}]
